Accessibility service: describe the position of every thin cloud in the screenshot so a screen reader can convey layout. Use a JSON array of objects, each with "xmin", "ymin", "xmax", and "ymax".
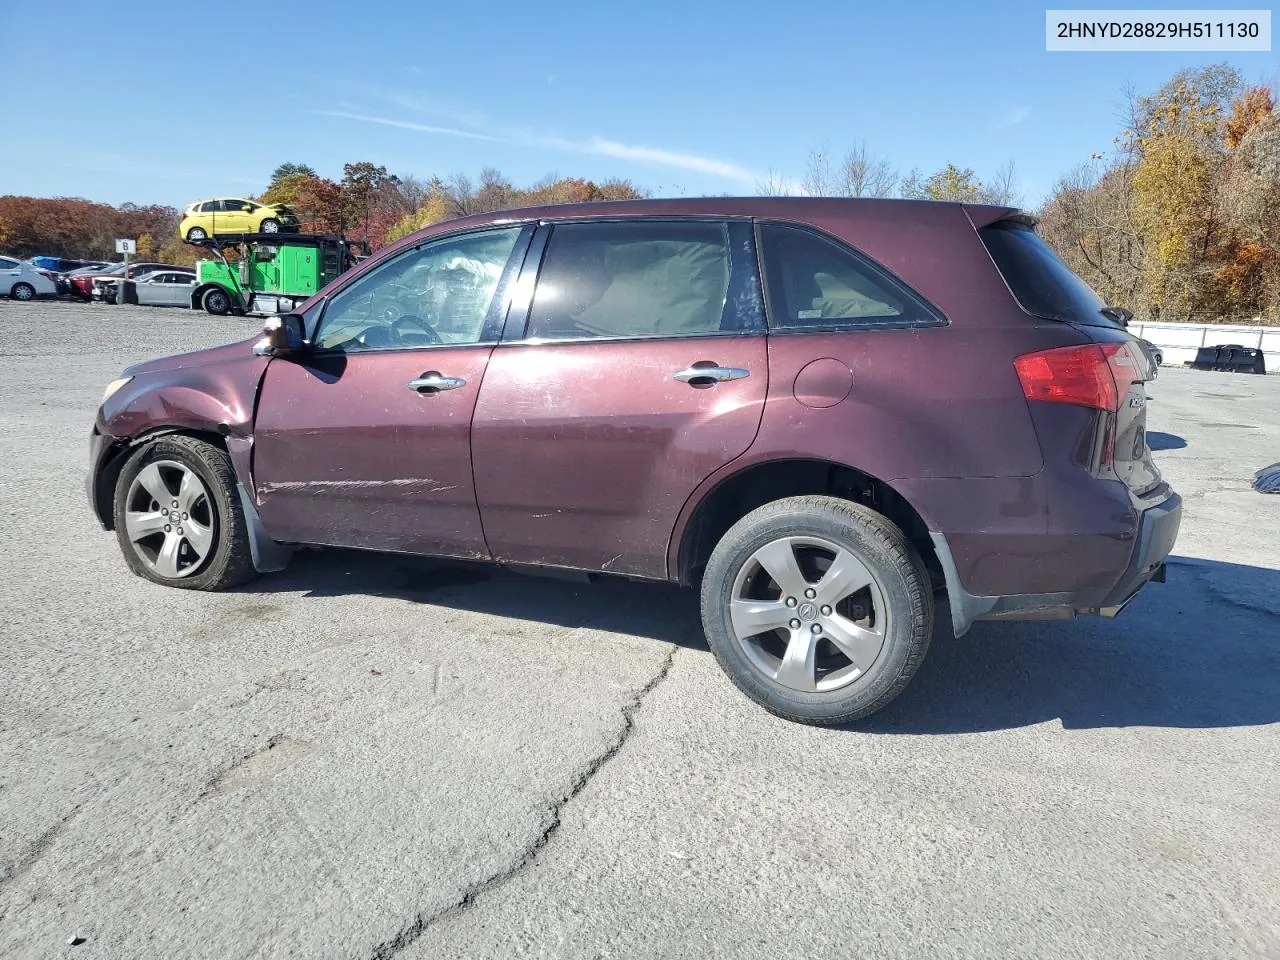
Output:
[
  {"xmin": 314, "ymin": 110, "xmax": 500, "ymax": 141},
  {"xmin": 318, "ymin": 107, "xmax": 769, "ymax": 187},
  {"xmin": 994, "ymin": 106, "xmax": 1032, "ymax": 130},
  {"xmin": 532, "ymin": 134, "xmax": 762, "ymax": 184}
]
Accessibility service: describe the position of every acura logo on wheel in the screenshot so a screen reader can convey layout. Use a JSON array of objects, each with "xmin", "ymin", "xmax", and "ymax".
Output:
[{"xmin": 797, "ymin": 602, "xmax": 817, "ymax": 621}]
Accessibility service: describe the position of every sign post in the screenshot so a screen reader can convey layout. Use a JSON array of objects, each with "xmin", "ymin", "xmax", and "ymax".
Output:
[{"xmin": 115, "ymin": 239, "xmax": 136, "ymax": 305}]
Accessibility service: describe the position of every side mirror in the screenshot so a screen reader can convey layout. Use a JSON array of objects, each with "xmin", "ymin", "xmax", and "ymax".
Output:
[{"xmin": 255, "ymin": 313, "xmax": 307, "ymax": 357}]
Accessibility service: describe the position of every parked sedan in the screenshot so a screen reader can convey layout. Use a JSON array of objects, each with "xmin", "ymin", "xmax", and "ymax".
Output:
[
  {"xmin": 0, "ymin": 255, "xmax": 58, "ymax": 300},
  {"xmin": 100, "ymin": 270, "xmax": 197, "ymax": 307}
]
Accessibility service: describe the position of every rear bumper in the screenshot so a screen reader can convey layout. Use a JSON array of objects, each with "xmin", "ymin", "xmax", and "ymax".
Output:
[
  {"xmin": 1095, "ymin": 493, "xmax": 1181, "ymax": 611},
  {"xmin": 932, "ymin": 491, "xmax": 1182, "ymax": 637}
]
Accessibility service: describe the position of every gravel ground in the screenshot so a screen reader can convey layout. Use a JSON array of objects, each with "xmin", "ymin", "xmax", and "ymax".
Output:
[{"xmin": 1, "ymin": 300, "xmax": 1277, "ymax": 960}]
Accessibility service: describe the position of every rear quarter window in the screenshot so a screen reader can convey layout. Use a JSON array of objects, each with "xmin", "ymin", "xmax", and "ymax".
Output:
[{"xmin": 758, "ymin": 223, "xmax": 945, "ymax": 331}]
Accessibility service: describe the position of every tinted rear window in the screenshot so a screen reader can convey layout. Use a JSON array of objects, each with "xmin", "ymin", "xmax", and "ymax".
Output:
[{"xmin": 980, "ymin": 221, "xmax": 1119, "ymax": 328}]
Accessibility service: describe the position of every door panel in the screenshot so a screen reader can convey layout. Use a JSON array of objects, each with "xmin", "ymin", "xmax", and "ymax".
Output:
[
  {"xmin": 253, "ymin": 348, "xmax": 493, "ymax": 557},
  {"xmin": 218, "ymin": 200, "xmax": 250, "ymax": 233},
  {"xmin": 472, "ymin": 335, "xmax": 767, "ymax": 578}
]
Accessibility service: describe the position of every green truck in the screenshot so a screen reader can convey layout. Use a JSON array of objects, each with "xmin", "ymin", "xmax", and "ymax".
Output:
[{"xmin": 189, "ymin": 233, "xmax": 366, "ymax": 316}]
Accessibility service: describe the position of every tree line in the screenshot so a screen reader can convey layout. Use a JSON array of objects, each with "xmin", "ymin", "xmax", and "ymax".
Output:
[
  {"xmin": 2, "ymin": 63, "xmax": 1275, "ymax": 321},
  {"xmin": 0, "ymin": 165, "xmax": 644, "ymax": 267}
]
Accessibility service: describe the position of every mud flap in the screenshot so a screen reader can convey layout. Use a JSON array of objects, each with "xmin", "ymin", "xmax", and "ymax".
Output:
[{"xmin": 236, "ymin": 483, "xmax": 293, "ymax": 572}]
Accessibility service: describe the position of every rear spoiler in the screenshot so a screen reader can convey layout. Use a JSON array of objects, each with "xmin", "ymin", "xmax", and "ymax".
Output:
[{"xmin": 963, "ymin": 204, "xmax": 1035, "ymax": 230}]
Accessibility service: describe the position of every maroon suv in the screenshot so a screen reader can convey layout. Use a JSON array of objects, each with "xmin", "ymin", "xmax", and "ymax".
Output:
[{"xmin": 87, "ymin": 198, "xmax": 1181, "ymax": 724}]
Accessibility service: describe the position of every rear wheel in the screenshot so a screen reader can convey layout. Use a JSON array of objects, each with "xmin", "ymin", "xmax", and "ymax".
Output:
[
  {"xmin": 113, "ymin": 435, "xmax": 256, "ymax": 591},
  {"xmin": 186, "ymin": 226, "xmax": 207, "ymax": 242},
  {"xmin": 259, "ymin": 219, "xmax": 280, "ymax": 234},
  {"xmin": 202, "ymin": 287, "xmax": 232, "ymax": 315},
  {"xmin": 701, "ymin": 495, "xmax": 933, "ymax": 725},
  {"xmin": 11, "ymin": 282, "xmax": 35, "ymax": 301}
]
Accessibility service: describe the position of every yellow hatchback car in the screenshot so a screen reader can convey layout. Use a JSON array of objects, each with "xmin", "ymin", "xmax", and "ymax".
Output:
[{"xmin": 179, "ymin": 198, "xmax": 300, "ymax": 241}]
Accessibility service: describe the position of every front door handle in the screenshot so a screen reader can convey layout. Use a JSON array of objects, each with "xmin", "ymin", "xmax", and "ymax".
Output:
[
  {"xmin": 673, "ymin": 364, "xmax": 751, "ymax": 384},
  {"xmin": 407, "ymin": 372, "xmax": 466, "ymax": 393}
]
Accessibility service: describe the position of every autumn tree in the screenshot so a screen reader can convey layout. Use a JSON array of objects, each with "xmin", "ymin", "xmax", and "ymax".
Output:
[
  {"xmin": 261, "ymin": 174, "xmax": 345, "ymax": 235},
  {"xmin": 1213, "ymin": 85, "xmax": 1280, "ymax": 317},
  {"xmin": 341, "ymin": 162, "xmax": 398, "ymax": 245},
  {"xmin": 1130, "ymin": 68, "xmax": 1239, "ymax": 319}
]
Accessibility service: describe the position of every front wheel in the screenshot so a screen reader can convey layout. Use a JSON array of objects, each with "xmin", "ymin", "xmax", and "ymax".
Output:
[
  {"xmin": 259, "ymin": 219, "xmax": 280, "ymax": 234},
  {"xmin": 701, "ymin": 496, "xmax": 933, "ymax": 725},
  {"xmin": 113, "ymin": 435, "xmax": 256, "ymax": 590},
  {"xmin": 202, "ymin": 287, "xmax": 232, "ymax": 315},
  {"xmin": 11, "ymin": 282, "xmax": 35, "ymax": 301}
]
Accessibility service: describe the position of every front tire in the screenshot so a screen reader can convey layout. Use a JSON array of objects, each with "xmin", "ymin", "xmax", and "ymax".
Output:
[
  {"xmin": 202, "ymin": 287, "xmax": 232, "ymax": 315},
  {"xmin": 259, "ymin": 219, "xmax": 280, "ymax": 234},
  {"xmin": 701, "ymin": 496, "xmax": 933, "ymax": 725},
  {"xmin": 11, "ymin": 282, "xmax": 35, "ymax": 301},
  {"xmin": 113, "ymin": 435, "xmax": 256, "ymax": 591}
]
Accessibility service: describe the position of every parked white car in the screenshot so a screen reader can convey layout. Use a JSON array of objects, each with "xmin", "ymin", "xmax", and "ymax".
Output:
[{"xmin": 0, "ymin": 256, "xmax": 58, "ymax": 300}]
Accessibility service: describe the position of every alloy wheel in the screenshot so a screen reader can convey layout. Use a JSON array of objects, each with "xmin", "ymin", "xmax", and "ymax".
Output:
[
  {"xmin": 123, "ymin": 460, "xmax": 216, "ymax": 579},
  {"xmin": 729, "ymin": 535, "xmax": 888, "ymax": 693}
]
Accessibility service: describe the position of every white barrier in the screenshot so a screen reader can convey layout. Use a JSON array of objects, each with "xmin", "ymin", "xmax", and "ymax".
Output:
[{"xmin": 1127, "ymin": 320, "xmax": 1279, "ymax": 372}]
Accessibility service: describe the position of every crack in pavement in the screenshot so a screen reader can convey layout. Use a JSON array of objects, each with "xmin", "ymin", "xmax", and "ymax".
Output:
[
  {"xmin": 365, "ymin": 644, "xmax": 678, "ymax": 960},
  {"xmin": 0, "ymin": 803, "xmax": 83, "ymax": 918}
]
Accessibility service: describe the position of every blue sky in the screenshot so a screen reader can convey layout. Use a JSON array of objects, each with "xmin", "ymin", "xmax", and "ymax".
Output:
[{"xmin": 1, "ymin": 0, "xmax": 1274, "ymax": 208}]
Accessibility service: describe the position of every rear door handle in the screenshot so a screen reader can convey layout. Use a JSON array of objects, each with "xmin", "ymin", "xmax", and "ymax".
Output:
[
  {"xmin": 407, "ymin": 372, "xmax": 466, "ymax": 392},
  {"xmin": 673, "ymin": 364, "xmax": 751, "ymax": 384}
]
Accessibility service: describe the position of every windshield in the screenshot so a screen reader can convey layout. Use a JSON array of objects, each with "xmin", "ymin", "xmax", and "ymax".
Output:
[{"xmin": 980, "ymin": 220, "xmax": 1121, "ymax": 328}]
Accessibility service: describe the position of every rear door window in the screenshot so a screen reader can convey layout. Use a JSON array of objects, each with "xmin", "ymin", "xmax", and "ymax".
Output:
[
  {"xmin": 524, "ymin": 220, "xmax": 761, "ymax": 340},
  {"xmin": 979, "ymin": 220, "xmax": 1120, "ymax": 328},
  {"xmin": 758, "ymin": 223, "xmax": 944, "ymax": 330}
]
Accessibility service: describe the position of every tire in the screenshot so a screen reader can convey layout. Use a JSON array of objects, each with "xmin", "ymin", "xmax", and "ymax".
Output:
[
  {"xmin": 11, "ymin": 282, "xmax": 36, "ymax": 301},
  {"xmin": 259, "ymin": 219, "xmax": 280, "ymax": 234},
  {"xmin": 113, "ymin": 435, "xmax": 256, "ymax": 591},
  {"xmin": 186, "ymin": 226, "xmax": 207, "ymax": 242},
  {"xmin": 700, "ymin": 495, "xmax": 933, "ymax": 725},
  {"xmin": 203, "ymin": 287, "xmax": 232, "ymax": 315}
]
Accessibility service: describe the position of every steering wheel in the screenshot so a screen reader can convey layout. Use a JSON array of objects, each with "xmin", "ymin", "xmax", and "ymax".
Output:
[{"xmin": 390, "ymin": 314, "xmax": 442, "ymax": 345}]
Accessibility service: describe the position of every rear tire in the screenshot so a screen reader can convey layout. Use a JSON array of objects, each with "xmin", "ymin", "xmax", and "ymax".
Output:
[
  {"xmin": 186, "ymin": 226, "xmax": 208, "ymax": 242},
  {"xmin": 11, "ymin": 282, "xmax": 35, "ymax": 301},
  {"xmin": 700, "ymin": 495, "xmax": 933, "ymax": 725},
  {"xmin": 203, "ymin": 287, "xmax": 232, "ymax": 315},
  {"xmin": 113, "ymin": 435, "xmax": 257, "ymax": 591}
]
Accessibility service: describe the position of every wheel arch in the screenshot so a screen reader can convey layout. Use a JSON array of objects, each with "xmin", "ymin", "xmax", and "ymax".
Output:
[
  {"xmin": 671, "ymin": 457, "xmax": 942, "ymax": 591},
  {"xmin": 93, "ymin": 427, "xmax": 233, "ymax": 531}
]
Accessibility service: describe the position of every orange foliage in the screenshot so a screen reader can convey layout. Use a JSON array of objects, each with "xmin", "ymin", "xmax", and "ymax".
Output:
[{"xmin": 1226, "ymin": 85, "xmax": 1275, "ymax": 149}]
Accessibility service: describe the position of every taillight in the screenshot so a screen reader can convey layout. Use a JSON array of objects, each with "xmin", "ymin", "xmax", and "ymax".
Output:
[{"xmin": 1014, "ymin": 342, "xmax": 1140, "ymax": 412}]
